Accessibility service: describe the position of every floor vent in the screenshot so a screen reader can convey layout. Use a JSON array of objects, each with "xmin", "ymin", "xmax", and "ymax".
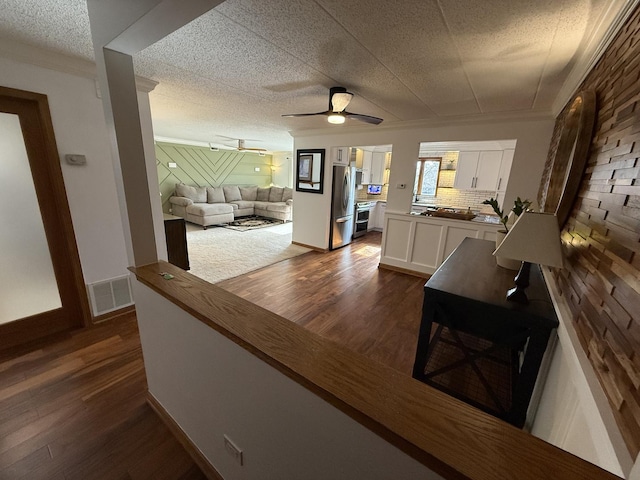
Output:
[{"xmin": 88, "ymin": 275, "xmax": 134, "ymax": 316}]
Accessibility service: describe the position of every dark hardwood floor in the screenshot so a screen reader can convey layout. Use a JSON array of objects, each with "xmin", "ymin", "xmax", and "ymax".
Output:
[
  {"xmin": 218, "ymin": 231, "xmax": 428, "ymax": 373},
  {"xmin": 0, "ymin": 314, "xmax": 206, "ymax": 480},
  {"xmin": 0, "ymin": 231, "xmax": 426, "ymax": 479}
]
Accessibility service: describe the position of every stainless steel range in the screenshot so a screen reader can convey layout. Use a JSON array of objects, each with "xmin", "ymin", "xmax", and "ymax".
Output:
[{"xmin": 353, "ymin": 202, "xmax": 372, "ymax": 238}]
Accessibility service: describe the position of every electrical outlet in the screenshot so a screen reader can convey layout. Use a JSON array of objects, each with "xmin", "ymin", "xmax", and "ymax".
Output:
[
  {"xmin": 224, "ymin": 435, "xmax": 243, "ymax": 466},
  {"xmin": 397, "ymin": 183, "xmax": 406, "ymax": 189}
]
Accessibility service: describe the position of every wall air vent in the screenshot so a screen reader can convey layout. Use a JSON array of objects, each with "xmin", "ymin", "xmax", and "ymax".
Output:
[{"xmin": 87, "ymin": 275, "xmax": 134, "ymax": 316}]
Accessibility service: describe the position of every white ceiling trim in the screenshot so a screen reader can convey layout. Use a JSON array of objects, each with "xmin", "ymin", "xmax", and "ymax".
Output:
[
  {"xmin": 552, "ymin": 0, "xmax": 640, "ymax": 115},
  {"xmin": 290, "ymin": 110, "xmax": 554, "ymax": 139},
  {"xmin": 0, "ymin": 37, "xmax": 158, "ymax": 92}
]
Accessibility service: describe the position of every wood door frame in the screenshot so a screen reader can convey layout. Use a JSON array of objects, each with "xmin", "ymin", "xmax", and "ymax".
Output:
[{"xmin": 0, "ymin": 86, "xmax": 91, "ymax": 351}]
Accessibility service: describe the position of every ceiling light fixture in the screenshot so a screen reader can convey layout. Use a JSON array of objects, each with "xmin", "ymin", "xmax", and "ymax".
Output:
[
  {"xmin": 331, "ymin": 92, "xmax": 353, "ymax": 112},
  {"xmin": 328, "ymin": 114, "xmax": 346, "ymax": 124}
]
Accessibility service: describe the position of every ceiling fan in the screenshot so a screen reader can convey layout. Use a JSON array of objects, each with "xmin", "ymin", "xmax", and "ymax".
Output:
[
  {"xmin": 210, "ymin": 136, "xmax": 267, "ymax": 152},
  {"xmin": 236, "ymin": 139, "xmax": 266, "ymax": 152},
  {"xmin": 282, "ymin": 86, "xmax": 383, "ymax": 125}
]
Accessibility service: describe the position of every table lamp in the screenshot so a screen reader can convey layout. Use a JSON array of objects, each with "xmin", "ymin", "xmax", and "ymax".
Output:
[{"xmin": 493, "ymin": 211, "xmax": 563, "ymax": 304}]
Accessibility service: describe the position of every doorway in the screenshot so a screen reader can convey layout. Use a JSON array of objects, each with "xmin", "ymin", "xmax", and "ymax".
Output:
[{"xmin": 0, "ymin": 86, "xmax": 90, "ymax": 351}]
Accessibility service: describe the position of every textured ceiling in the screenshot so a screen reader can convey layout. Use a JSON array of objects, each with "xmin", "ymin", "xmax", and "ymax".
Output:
[{"xmin": 0, "ymin": 0, "xmax": 630, "ymax": 152}]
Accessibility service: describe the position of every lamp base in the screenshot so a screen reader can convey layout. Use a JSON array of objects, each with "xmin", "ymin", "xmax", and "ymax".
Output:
[
  {"xmin": 506, "ymin": 285, "xmax": 529, "ymax": 304},
  {"xmin": 506, "ymin": 261, "xmax": 531, "ymax": 305}
]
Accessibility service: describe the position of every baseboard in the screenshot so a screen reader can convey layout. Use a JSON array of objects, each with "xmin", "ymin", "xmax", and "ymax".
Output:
[
  {"xmin": 91, "ymin": 304, "xmax": 136, "ymax": 324},
  {"xmin": 292, "ymin": 241, "xmax": 328, "ymax": 252},
  {"xmin": 378, "ymin": 263, "xmax": 431, "ymax": 279},
  {"xmin": 146, "ymin": 392, "xmax": 223, "ymax": 480}
]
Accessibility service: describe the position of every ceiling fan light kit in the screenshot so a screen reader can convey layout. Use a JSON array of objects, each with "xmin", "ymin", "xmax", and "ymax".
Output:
[{"xmin": 282, "ymin": 86, "xmax": 383, "ymax": 125}]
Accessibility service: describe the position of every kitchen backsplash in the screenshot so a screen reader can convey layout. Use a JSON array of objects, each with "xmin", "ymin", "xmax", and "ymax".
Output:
[{"xmin": 356, "ymin": 183, "xmax": 389, "ymax": 201}]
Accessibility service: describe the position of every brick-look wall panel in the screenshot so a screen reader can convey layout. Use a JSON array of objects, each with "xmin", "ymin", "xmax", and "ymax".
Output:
[{"xmin": 540, "ymin": 6, "xmax": 640, "ymax": 456}]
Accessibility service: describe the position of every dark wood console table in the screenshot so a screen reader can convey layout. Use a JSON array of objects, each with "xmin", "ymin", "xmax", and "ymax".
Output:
[
  {"xmin": 163, "ymin": 213, "xmax": 190, "ymax": 270},
  {"xmin": 412, "ymin": 237, "xmax": 558, "ymax": 428}
]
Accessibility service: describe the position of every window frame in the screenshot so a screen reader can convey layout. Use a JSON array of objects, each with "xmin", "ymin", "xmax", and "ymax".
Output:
[{"xmin": 415, "ymin": 157, "xmax": 442, "ymax": 199}]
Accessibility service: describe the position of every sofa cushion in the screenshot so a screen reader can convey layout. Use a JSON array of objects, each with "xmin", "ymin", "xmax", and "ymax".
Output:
[
  {"xmin": 282, "ymin": 187, "xmax": 293, "ymax": 202},
  {"xmin": 223, "ymin": 185, "xmax": 242, "ymax": 202},
  {"xmin": 176, "ymin": 183, "xmax": 206, "ymax": 203},
  {"xmin": 186, "ymin": 203, "xmax": 234, "ymax": 216},
  {"xmin": 269, "ymin": 186, "xmax": 284, "ymax": 203},
  {"xmin": 266, "ymin": 202, "xmax": 291, "ymax": 213},
  {"xmin": 231, "ymin": 200, "xmax": 255, "ymax": 209},
  {"xmin": 240, "ymin": 186, "xmax": 258, "ymax": 201},
  {"xmin": 206, "ymin": 186, "xmax": 226, "ymax": 204},
  {"xmin": 256, "ymin": 187, "xmax": 270, "ymax": 202},
  {"xmin": 169, "ymin": 196, "xmax": 193, "ymax": 207},
  {"xmin": 253, "ymin": 201, "xmax": 270, "ymax": 210}
]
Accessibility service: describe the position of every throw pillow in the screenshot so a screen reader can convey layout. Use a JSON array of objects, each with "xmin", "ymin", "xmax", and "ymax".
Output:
[
  {"xmin": 240, "ymin": 186, "xmax": 258, "ymax": 201},
  {"xmin": 282, "ymin": 187, "xmax": 293, "ymax": 202},
  {"xmin": 269, "ymin": 186, "xmax": 284, "ymax": 203},
  {"xmin": 206, "ymin": 186, "xmax": 226, "ymax": 204},
  {"xmin": 257, "ymin": 187, "xmax": 270, "ymax": 202},
  {"xmin": 223, "ymin": 185, "xmax": 242, "ymax": 202},
  {"xmin": 175, "ymin": 183, "xmax": 206, "ymax": 203}
]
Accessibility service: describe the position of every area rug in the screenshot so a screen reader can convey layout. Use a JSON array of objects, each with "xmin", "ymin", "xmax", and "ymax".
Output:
[
  {"xmin": 186, "ymin": 222, "xmax": 310, "ymax": 284},
  {"xmin": 223, "ymin": 216, "xmax": 281, "ymax": 232}
]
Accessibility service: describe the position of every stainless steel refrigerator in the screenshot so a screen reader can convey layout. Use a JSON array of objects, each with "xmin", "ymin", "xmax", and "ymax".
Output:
[{"xmin": 330, "ymin": 164, "xmax": 356, "ymax": 250}]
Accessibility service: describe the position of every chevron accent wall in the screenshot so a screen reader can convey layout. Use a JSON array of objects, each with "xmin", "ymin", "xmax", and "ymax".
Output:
[{"xmin": 156, "ymin": 142, "xmax": 273, "ymax": 212}]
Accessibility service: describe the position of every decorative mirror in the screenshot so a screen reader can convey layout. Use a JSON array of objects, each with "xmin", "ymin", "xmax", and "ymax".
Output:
[
  {"xmin": 296, "ymin": 149, "xmax": 325, "ymax": 194},
  {"xmin": 540, "ymin": 90, "xmax": 596, "ymax": 227}
]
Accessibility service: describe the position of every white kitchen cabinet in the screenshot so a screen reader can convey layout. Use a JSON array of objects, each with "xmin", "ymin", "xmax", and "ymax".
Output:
[
  {"xmin": 453, "ymin": 151, "xmax": 479, "ymax": 189},
  {"xmin": 453, "ymin": 151, "xmax": 502, "ymax": 191},
  {"xmin": 379, "ymin": 212, "xmax": 501, "ymax": 275},
  {"xmin": 361, "ymin": 150, "xmax": 373, "ymax": 184},
  {"xmin": 496, "ymin": 149, "xmax": 514, "ymax": 208},
  {"xmin": 370, "ymin": 201, "xmax": 386, "ymax": 231},
  {"xmin": 371, "ymin": 152, "xmax": 386, "ymax": 185},
  {"xmin": 331, "ymin": 146, "xmax": 349, "ymax": 165}
]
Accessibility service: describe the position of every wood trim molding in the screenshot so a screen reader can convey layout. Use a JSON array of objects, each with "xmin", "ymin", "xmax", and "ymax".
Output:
[
  {"xmin": 378, "ymin": 262, "xmax": 431, "ymax": 278},
  {"xmin": 91, "ymin": 305, "xmax": 136, "ymax": 324},
  {"xmin": 291, "ymin": 241, "xmax": 328, "ymax": 252},
  {"xmin": 131, "ymin": 260, "xmax": 620, "ymax": 480},
  {"xmin": 146, "ymin": 392, "xmax": 223, "ymax": 480}
]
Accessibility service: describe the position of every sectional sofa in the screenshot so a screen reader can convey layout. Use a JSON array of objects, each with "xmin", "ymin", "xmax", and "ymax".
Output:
[{"xmin": 169, "ymin": 184, "xmax": 293, "ymax": 228}]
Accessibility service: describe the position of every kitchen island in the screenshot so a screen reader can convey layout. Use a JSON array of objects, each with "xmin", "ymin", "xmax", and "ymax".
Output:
[{"xmin": 379, "ymin": 211, "xmax": 502, "ymax": 276}]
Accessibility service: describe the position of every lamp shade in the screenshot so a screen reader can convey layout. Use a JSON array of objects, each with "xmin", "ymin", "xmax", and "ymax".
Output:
[{"xmin": 493, "ymin": 212, "xmax": 563, "ymax": 268}]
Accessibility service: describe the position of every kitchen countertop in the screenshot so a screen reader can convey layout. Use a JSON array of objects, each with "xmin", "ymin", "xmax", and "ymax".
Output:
[{"xmin": 406, "ymin": 210, "xmax": 502, "ymax": 225}]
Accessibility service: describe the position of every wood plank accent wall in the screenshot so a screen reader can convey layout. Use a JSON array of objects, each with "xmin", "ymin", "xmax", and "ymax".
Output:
[
  {"xmin": 155, "ymin": 142, "xmax": 273, "ymax": 212},
  {"xmin": 539, "ymin": 5, "xmax": 640, "ymax": 457}
]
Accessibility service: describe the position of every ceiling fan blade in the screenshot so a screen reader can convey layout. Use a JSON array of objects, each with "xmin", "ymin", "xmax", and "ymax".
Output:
[
  {"xmin": 344, "ymin": 112, "xmax": 384, "ymax": 125},
  {"xmin": 282, "ymin": 111, "xmax": 330, "ymax": 118}
]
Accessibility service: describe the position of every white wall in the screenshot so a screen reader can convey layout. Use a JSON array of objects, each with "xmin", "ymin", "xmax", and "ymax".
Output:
[
  {"xmin": 271, "ymin": 151, "xmax": 293, "ymax": 188},
  {"xmin": 531, "ymin": 269, "xmax": 633, "ymax": 477},
  {"xmin": 0, "ymin": 56, "xmax": 130, "ymax": 285},
  {"xmin": 134, "ymin": 280, "xmax": 443, "ymax": 480},
  {"xmin": 292, "ymin": 116, "xmax": 554, "ymax": 249}
]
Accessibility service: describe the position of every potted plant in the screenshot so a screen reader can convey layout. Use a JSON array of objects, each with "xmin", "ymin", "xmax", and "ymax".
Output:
[{"xmin": 482, "ymin": 197, "xmax": 532, "ymax": 269}]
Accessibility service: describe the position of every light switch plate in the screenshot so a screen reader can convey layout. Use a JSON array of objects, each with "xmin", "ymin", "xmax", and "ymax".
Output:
[{"xmin": 65, "ymin": 154, "xmax": 87, "ymax": 166}]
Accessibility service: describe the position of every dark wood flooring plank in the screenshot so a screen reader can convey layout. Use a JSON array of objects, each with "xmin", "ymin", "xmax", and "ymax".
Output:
[
  {"xmin": 0, "ymin": 313, "xmax": 205, "ymax": 480},
  {"xmin": 218, "ymin": 233, "xmax": 427, "ymax": 373}
]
